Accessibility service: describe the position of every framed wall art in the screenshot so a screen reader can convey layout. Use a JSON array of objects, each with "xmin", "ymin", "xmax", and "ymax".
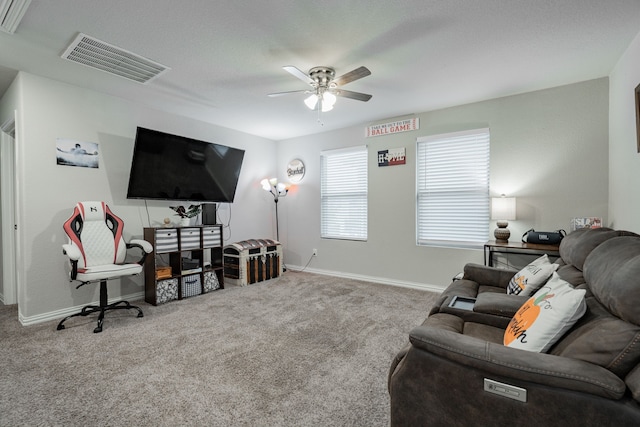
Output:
[{"xmin": 56, "ymin": 138, "xmax": 99, "ymax": 168}]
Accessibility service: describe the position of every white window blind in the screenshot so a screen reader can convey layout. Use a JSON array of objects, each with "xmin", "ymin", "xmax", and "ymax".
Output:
[
  {"xmin": 416, "ymin": 129, "xmax": 490, "ymax": 248},
  {"xmin": 321, "ymin": 145, "xmax": 368, "ymax": 240}
]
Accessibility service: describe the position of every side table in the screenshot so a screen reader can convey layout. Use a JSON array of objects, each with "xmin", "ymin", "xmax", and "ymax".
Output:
[{"xmin": 484, "ymin": 240, "xmax": 560, "ymax": 267}]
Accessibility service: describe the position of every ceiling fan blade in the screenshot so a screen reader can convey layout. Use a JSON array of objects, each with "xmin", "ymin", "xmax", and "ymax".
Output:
[
  {"xmin": 333, "ymin": 66, "xmax": 371, "ymax": 86},
  {"xmin": 335, "ymin": 89, "xmax": 372, "ymax": 102},
  {"xmin": 268, "ymin": 89, "xmax": 310, "ymax": 97},
  {"xmin": 282, "ymin": 65, "xmax": 314, "ymax": 85}
]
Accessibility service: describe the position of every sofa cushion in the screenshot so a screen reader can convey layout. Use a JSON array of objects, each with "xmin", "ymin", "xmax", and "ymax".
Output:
[
  {"xmin": 558, "ymin": 227, "xmax": 618, "ymax": 271},
  {"xmin": 550, "ymin": 296, "xmax": 640, "ymax": 378},
  {"xmin": 504, "ymin": 273, "xmax": 586, "ymax": 352},
  {"xmin": 506, "ymin": 254, "xmax": 558, "ymax": 296},
  {"xmin": 555, "ymin": 263, "xmax": 587, "ymax": 286},
  {"xmin": 437, "ymin": 277, "xmax": 490, "ymax": 304},
  {"xmin": 422, "ymin": 312, "xmax": 464, "ymax": 332},
  {"xmin": 461, "ymin": 263, "xmax": 516, "ymax": 289},
  {"xmin": 627, "ymin": 364, "xmax": 640, "ymax": 402},
  {"xmin": 583, "ymin": 236, "xmax": 640, "ymax": 325},
  {"xmin": 441, "ymin": 279, "xmax": 483, "ymax": 299},
  {"xmin": 463, "ymin": 322, "xmax": 504, "ymax": 344},
  {"xmin": 422, "ymin": 313, "xmax": 504, "ymax": 344}
]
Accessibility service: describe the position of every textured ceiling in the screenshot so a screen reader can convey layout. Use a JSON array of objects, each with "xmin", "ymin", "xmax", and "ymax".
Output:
[{"xmin": 1, "ymin": 0, "xmax": 640, "ymax": 140}]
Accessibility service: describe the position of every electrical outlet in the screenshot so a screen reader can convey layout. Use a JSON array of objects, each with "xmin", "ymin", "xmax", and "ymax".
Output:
[{"xmin": 312, "ymin": 248, "xmax": 318, "ymax": 256}]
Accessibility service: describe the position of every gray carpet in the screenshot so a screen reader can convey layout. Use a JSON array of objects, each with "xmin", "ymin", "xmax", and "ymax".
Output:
[{"xmin": 0, "ymin": 271, "xmax": 438, "ymax": 426}]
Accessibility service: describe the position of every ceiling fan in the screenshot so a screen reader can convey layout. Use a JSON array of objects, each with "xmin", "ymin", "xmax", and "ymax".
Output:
[{"xmin": 269, "ymin": 65, "xmax": 372, "ymax": 112}]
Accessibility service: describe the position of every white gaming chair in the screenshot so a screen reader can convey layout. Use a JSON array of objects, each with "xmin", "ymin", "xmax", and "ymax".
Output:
[{"xmin": 57, "ymin": 201, "xmax": 153, "ymax": 333}]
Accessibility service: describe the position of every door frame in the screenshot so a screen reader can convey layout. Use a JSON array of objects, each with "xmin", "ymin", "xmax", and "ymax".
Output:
[{"xmin": 1, "ymin": 117, "xmax": 17, "ymax": 305}]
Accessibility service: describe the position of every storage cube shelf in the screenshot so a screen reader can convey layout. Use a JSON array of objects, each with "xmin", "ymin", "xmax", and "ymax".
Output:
[{"xmin": 144, "ymin": 225, "xmax": 224, "ymax": 305}]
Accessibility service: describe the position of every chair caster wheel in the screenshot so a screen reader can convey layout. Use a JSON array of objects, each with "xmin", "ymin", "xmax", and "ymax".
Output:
[
  {"xmin": 93, "ymin": 326, "xmax": 103, "ymax": 333},
  {"xmin": 57, "ymin": 324, "xmax": 65, "ymax": 331},
  {"xmin": 137, "ymin": 312, "xmax": 144, "ymax": 318}
]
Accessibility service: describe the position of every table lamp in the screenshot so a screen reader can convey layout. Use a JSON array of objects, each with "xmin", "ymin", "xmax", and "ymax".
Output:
[{"xmin": 491, "ymin": 195, "xmax": 516, "ymax": 242}]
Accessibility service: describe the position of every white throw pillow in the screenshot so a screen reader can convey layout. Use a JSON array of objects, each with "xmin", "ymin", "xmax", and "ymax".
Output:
[
  {"xmin": 504, "ymin": 272, "xmax": 586, "ymax": 353},
  {"xmin": 506, "ymin": 254, "xmax": 558, "ymax": 296}
]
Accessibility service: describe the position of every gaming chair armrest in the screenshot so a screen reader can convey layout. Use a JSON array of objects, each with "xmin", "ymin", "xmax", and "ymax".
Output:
[
  {"xmin": 62, "ymin": 243, "xmax": 81, "ymax": 261},
  {"xmin": 128, "ymin": 239, "xmax": 153, "ymax": 265},
  {"xmin": 62, "ymin": 244, "xmax": 80, "ymax": 280},
  {"xmin": 129, "ymin": 239, "xmax": 153, "ymax": 254}
]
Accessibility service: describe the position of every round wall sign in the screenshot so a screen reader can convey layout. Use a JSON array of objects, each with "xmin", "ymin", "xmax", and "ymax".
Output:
[{"xmin": 287, "ymin": 158, "xmax": 305, "ymax": 183}]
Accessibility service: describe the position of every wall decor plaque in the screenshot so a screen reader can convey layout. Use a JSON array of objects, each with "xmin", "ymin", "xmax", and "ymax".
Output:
[{"xmin": 287, "ymin": 158, "xmax": 305, "ymax": 182}]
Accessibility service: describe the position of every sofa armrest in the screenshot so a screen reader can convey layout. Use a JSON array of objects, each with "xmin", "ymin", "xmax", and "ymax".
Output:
[
  {"xmin": 462, "ymin": 263, "xmax": 517, "ymax": 289},
  {"xmin": 474, "ymin": 292, "xmax": 527, "ymax": 318},
  {"xmin": 408, "ymin": 325, "xmax": 626, "ymax": 400}
]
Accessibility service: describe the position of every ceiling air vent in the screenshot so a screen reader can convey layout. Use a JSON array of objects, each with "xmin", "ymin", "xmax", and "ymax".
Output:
[
  {"xmin": 0, "ymin": 0, "xmax": 32, "ymax": 34},
  {"xmin": 61, "ymin": 33, "xmax": 170, "ymax": 84}
]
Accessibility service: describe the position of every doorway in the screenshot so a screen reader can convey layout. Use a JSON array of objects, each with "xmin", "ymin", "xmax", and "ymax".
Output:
[{"xmin": 1, "ymin": 119, "xmax": 17, "ymax": 305}]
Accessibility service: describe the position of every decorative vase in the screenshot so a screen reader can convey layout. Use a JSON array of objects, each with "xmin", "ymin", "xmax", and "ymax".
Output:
[{"xmin": 180, "ymin": 217, "xmax": 191, "ymax": 227}]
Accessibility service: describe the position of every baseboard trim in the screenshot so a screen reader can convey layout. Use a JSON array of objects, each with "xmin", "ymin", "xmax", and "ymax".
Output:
[
  {"xmin": 284, "ymin": 265, "xmax": 445, "ymax": 294},
  {"xmin": 19, "ymin": 291, "xmax": 145, "ymax": 326}
]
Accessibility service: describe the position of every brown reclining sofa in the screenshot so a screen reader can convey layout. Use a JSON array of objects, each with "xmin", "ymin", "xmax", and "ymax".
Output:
[{"xmin": 388, "ymin": 228, "xmax": 640, "ymax": 426}]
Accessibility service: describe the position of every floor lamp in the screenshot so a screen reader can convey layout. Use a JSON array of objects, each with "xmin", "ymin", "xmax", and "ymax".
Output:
[{"xmin": 261, "ymin": 178, "xmax": 288, "ymax": 241}]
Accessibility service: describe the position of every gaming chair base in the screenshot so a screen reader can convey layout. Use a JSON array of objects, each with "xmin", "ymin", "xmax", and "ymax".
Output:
[{"xmin": 56, "ymin": 280, "xmax": 144, "ymax": 333}]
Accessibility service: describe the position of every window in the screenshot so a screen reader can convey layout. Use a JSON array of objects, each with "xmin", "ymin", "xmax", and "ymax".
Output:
[
  {"xmin": 416, "ymin": 129, "xmax": 490, "ymax": 248},
  {"xmin": 320, "ymin": 145, "xmax": 368, "ymax": 240}
]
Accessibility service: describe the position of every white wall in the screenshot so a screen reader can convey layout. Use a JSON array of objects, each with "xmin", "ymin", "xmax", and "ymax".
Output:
[
  {"xmin": 609, "ymin": 31, "xmax": 640, "ymax": 230},
  {"xmin": 276, "ymin": 79, "xmax": 609, "ymax": 289},
  {"xmin": 1, "ymin": 72, "xmax": 277, "ymax": 323},
  {"xmin": 0, "ymin": 72, "xmax": 614, "ymax": 323}
]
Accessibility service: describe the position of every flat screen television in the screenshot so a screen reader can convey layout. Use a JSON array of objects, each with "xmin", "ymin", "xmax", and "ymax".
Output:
[{"xmin": 126, "ymin": 127, "xmax": 245, "ymax": 203}]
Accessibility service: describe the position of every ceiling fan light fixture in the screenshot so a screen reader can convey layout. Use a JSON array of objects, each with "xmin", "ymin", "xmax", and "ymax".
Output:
[
  {"xmin": 321, "ymin": 101, "xmax": 333, "ymax": 112},
  {"xmin": 322, "ymin": 92, "xmax": 336, "ymax": 109},
  {"xmin": 275, "ymin": 65, "xmax": 371, "ymax": 115},
  {"xmin": 304, "ymin": 94, "xmax": 319, "ymax": 110},
  {"xmin": 305, "ymin": 91, "xmax": 336, "ymax": 112}
]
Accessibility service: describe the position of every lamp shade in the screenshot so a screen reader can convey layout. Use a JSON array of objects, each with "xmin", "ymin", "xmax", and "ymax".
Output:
[
  {"xmin": 304, "ymin": 94, "xmax": 318, "ymax": 110},
  {"xmin": 321, "ymin": 92, "xmax": 336, "ymax": 112},
  {"xmin": 305, "ymin": 92, "xmax": 337, "ymax": 111},
  {"xmin": 491, "ymin": 197, "xmax": 516, "ymax": 221}
]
